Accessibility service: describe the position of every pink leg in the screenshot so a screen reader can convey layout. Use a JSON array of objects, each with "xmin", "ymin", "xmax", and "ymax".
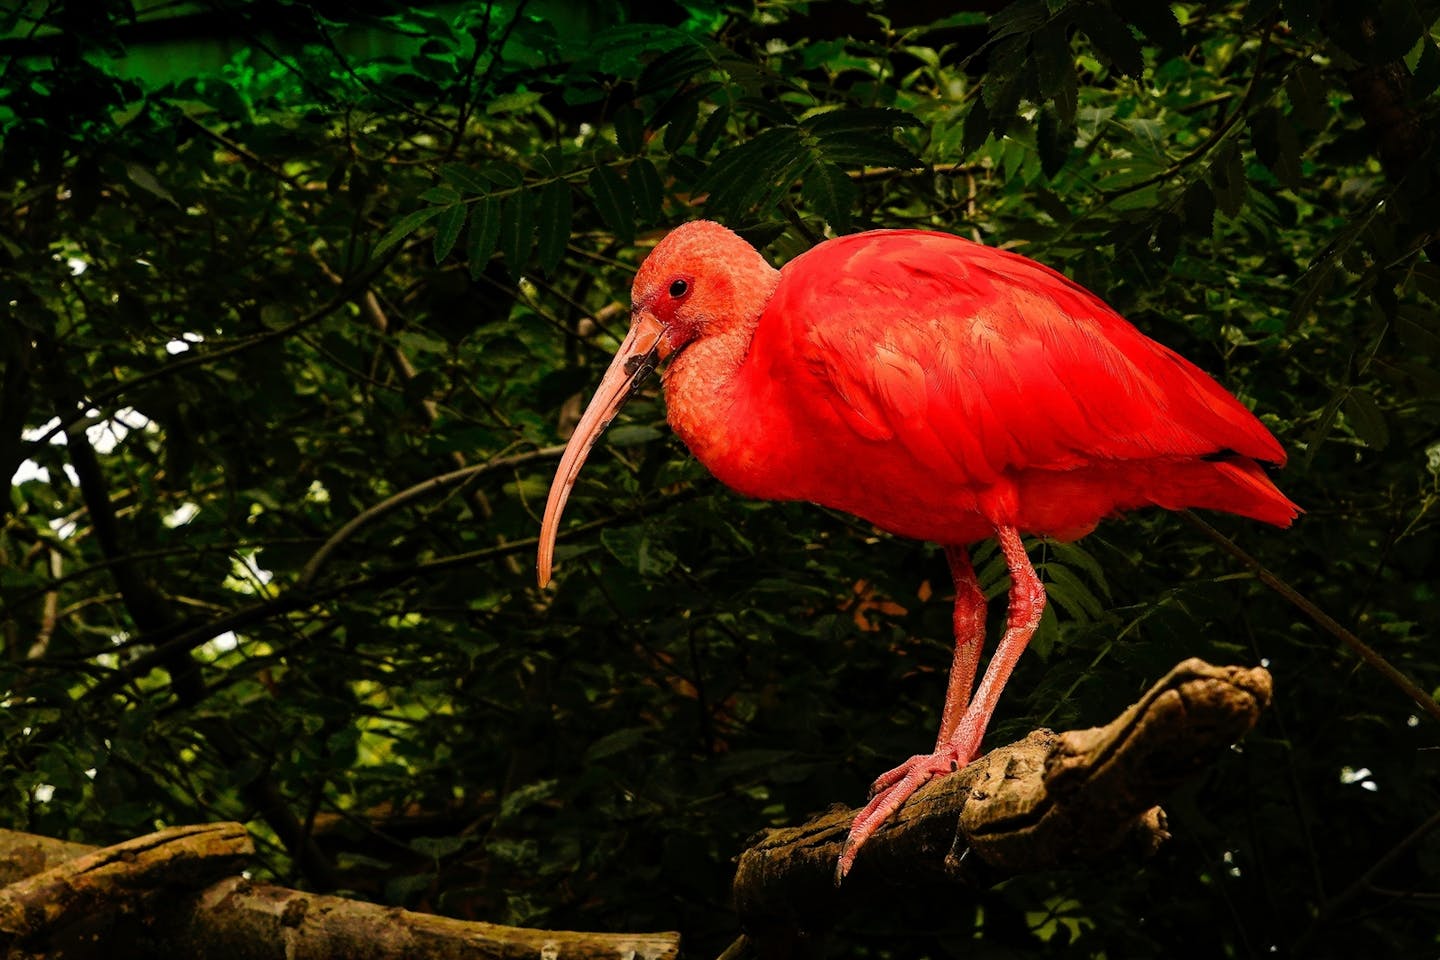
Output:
[
  {"xmin": 868, "ymin": 545, "xmax": 986, "ymax": 800},
  {"xmin": 934, "ymin": 545, "xmax": 987, "ymax": 750},
  {"xmin": 836, "ymin": 527, "xmax": 1045, "ymax": 882}
]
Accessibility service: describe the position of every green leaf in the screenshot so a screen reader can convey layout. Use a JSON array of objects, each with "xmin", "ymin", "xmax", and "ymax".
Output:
[
  {"xmin": 638, "ymin": 44, "xmax": 712, "ymax": 94},
  {"xmin": 466, "ymin": 195, "xmax": 502, "ymax": 278},
  {"xmin": 1031, "ymin": 23, "xmax": 1074, "ymax": 104},
  {"xmin": 1047, "ymin": 541, "xmax": 1111, "ymax": 600},
  {"xmin": 1413, "ymin": 40, "xmax": 1440, "ymax": 100},
  {"xmin": 814, "ymin": 130, "xmax": 920, "ymax": 170},
  {"xmin": 584, "ymin": 726, "xmax": 650, "ymax": 762},
  {"xmin": 1075, "ymin": 5, "xmax": 1145, "ymax": 78},
  {"xmin": 628, "ymin": 158, "xmax": 664, "ymax": 223},
  {"xmin": 668, "ymin": 154, "xmax": 706, "ymax": 186},
  {"xmin": 485, "ymin": 90, "xmax": 543, "ymax": 115},
  {"xmin": 1182, "ymin": 180, "xmax": 1216, "ymax": 234},
  {"xmin": 599, "ymin": 525, "xmax": 675, "ymax": 576},
  {"xmin": 432, "ymin": 203, "xmax": 466, "ymax": 263},
  {"xmin": 1111, "ymin": 0, "xmax": 1183, "ymax": 55},
  {"xmin": 496, "ymin": 778, "xmax": 558, "ymax": 823},
  {"xmin": 662, "ymin": 96, "xmax": 700, "ymax": 153},
  {"xmin": 701, "ymin": 127, "xmax": 809, "ymax": 218},
  {"xmin": 1208, "ymin": 140, "xmax": 1247, "ymax": 218},
  {"xmin": 613, "ymin": 105, "xmax": 645, "ymax": 154},
  {"xmin": 1036, "ymin": 106, "xmax": 1072, "ymax": 178},
  {"xmin": 801, "ymin": 160, "xmax": 856, "ymax": 230},
  {"xmin": 535, "ymin": 180, "xmax": 572, "ymax": 275},
  {"xmin": 804, "ymin": 107, "xmax": 919, "ymax": 137},
  {"xmin": 1250, "ymin": 106, "xmax": 1302, "ymax": 189},
  {"xmin": 125, "ymin": 162, "xmax": 178, "ymax": 206},
  {"xmin": 440, "ymin": 163, "xmax": 491, "ymax": 195},
  {"xmin": 807, "ymin": 109, "xmax": 922, "ymax": 170},
  {"xmin": 606, "ymin": 424, "xmax": 663, "ymax": 446},
  {"xmin": 694, "ymin": 105, "xmax": 730, "ymax": 157},
  {"xmin": 499, "ymin": 188, "xmax": 537, "ymax": 279},
  {"xmin": 373, "ymin": 205, "xmax": 443, "ymax": 259},
  {"xmin": 1284, "ymin": 65, "xmax": 1329, "ymax": 130},
  {"xmin": 421, "ymin": 185, "xmax": 462, "ymax": 204},
  {"xmin": 591, "ymin": 23, "xmax": 692, "ymax": 77},
  {"xmin": 988, "ymin": 0, "xmax": 1047, "ymax": 41},
  {"xmin": 479, "ymin": 162, "xmax": 524, "ymax": 188},
  {"xmin": 962, "ymin": 98, "xmax": 992, "ymax": 156},
  {"xmin": 588, "ymin": 165, "xmax": 635, "ymax": 244},
  {"xmin": 1343, "ymin": 389, "xmax": 1389, "ymax": 450}
]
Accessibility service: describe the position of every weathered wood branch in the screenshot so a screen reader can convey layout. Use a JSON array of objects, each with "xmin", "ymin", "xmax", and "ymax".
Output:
[
  {"xmin": 0, "ymin": 824, "xmax": 680, "ymax": 960},
  {"xmin": 732, "ymin": 659, "xmax": 1272, "ymax": 936},
  {"xmin": 0, "ymin": 822, "xmax": 251, "ymax": 954}
]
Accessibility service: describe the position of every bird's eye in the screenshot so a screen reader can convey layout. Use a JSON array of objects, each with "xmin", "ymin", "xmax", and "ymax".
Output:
[{"xmin": 669, "ymin": 278, "xmax": 689, "ymax": 299}]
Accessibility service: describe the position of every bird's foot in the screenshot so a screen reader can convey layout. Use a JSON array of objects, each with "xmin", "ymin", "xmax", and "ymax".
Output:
[{"xmin": 834, "ymin": 744, "xmax": 977, "ymax": 884}]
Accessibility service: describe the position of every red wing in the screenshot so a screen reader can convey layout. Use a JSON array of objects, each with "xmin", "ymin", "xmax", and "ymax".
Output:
[{"xmin": 766, "ymin": 231, "xmax": 1285, "ymax": 487}]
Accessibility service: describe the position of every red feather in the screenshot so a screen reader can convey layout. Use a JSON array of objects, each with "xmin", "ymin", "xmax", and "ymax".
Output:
[{"xmin": 692, "ymin": 229, "xmax": 1298, "ymax": 542}]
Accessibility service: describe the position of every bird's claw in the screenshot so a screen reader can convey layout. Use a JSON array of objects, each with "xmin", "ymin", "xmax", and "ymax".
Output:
[
  {"xmin": 839, "ymin": 746, "xmax": 977, "ymax": 882},
  {"xmin": 865, "ymin": 748, "xmax": 969, "ymax": 800}
]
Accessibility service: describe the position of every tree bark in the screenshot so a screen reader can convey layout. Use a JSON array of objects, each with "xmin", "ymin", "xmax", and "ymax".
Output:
[
  {"xmin": 0, "ymin": 823, "xmax": 251, "ymax": 956},
  {"xmin": 0, "ymin": 825, "xmax": 680, "ymax": 960},
  {"xmin": 731, "ymin": 659, "xmax": 1272, "ymax": 942}
]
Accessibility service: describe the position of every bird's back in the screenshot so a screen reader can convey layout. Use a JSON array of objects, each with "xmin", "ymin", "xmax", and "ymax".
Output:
[{"xmin": 736, "ymin": 230, "xmax": 1297, "ymax": 542}]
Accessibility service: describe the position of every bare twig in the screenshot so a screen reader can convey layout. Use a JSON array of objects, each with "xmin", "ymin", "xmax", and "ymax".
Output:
[
  {"xmin": 296, "ymin": 446, "xmax": 565, "ymax": 587},
  {"xmin": 1184, "ymin": 511, "xmax": 1440, "ymax": 725}
]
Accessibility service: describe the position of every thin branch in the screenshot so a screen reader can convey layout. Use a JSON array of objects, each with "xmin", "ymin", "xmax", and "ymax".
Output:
[
  {"xmin": 1183, "ymin": 511, "xmax": 1440, "ymax": 725},
  {"xmin": 296, "ymin": 446, "xmax": 564, "ymax": 587}
]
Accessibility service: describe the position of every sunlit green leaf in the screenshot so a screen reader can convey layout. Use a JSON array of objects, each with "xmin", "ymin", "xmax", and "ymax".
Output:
[{"xmin": 373, "ymin": 204, "xmax": 443, "ymax": 258}]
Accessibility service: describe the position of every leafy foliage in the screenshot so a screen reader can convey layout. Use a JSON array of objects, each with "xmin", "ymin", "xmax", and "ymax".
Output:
[{"xmin": 2, "ymin": 0, "xmax": 1440, "ymax": 955}]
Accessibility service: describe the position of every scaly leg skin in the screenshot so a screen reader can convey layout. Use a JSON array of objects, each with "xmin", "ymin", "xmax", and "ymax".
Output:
[
  {"xmin": 865, "ymin": 546, "xmax": 987, "ymax": 802},
  {"xmin": 835, "ymin": 527, "xmax": 1045, "ymax": 884},
  {"xmin": 935, "ymin": 545, "xmax": 988, "ymax": 748}
]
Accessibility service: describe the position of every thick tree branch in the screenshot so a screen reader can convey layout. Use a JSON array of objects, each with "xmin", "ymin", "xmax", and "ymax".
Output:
[
  {"xmin": 732, "ymin": 659, "xmax": 1271, "ymax": 939},
  {"xmin": 0, "ymin": 823, "xmax": 250, "ymax": 953},
  {"xmin": 0, "ymin": 825, "xmax": 680, "ymax": 960}
]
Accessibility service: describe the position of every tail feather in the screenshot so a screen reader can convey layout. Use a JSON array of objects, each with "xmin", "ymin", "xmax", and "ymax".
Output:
[{"xmin": 1149, "ymin": 455, "xmax": 1300, "ymax": 528}]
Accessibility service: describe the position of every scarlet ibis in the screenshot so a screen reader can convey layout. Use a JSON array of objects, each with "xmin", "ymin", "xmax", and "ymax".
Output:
[{"xmin": 537, "ymin": 221, "xmax": 1297, "ymax": 880}]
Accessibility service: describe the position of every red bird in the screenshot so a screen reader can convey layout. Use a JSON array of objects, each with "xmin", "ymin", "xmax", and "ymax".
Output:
[{"xmin": 537, "ymin": 221, "xmax": 1297, "ymax": 880}]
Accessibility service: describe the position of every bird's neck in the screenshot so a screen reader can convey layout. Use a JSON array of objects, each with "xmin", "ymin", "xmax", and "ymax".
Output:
[{"xmin": 662, "ymin": 273, "xmax": 786, "ymax": 499}]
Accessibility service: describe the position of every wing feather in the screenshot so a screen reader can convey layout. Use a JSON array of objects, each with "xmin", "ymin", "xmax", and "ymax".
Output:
[{"xmin": 765, "ymin": 230, "xmax": 1284, "ymax": 489}]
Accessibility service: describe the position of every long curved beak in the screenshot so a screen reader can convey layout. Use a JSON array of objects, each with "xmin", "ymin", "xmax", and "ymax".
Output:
[{"xmin": 537, "ymin": 311, "xmax": 665, "ymax": 586}]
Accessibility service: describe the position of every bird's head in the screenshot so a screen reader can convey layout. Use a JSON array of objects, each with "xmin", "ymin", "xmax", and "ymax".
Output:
[{"xmin": 536, "ymin": 221, "xmax": 775, "ymax": 586}]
